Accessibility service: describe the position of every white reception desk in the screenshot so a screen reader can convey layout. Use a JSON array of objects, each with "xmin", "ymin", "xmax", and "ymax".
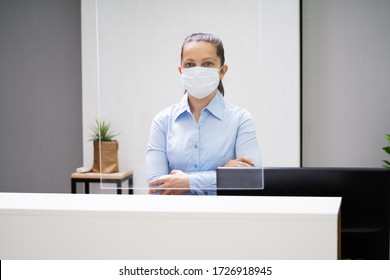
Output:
[{"xmin": 0, "ymin": 193, "xmax": 341, "ymax": 259}]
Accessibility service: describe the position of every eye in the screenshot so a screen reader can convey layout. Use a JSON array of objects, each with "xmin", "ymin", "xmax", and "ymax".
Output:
[
  {"xmin": 184, "ymin": 63, "xmax": 195, "ymax": 68},
  {"xmin": 203, "ymin": 62, "xmax": 214, "ymax": 67}
]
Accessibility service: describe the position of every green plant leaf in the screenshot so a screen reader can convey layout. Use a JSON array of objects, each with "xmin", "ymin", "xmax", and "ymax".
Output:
[
  {"xmin": 383, "ymin": 146, "xmax": 390, "ymax": 155},
  {"xmin": 383, "ymin": 160, "xmax": 390, "ymax": 169},
  {"xmin": 89, "ymin": 119, "xmax": 118, "ymax": 141},
  {"xmin": 387, "ymin": 134, "xmax": 390, "ymax": 144}
]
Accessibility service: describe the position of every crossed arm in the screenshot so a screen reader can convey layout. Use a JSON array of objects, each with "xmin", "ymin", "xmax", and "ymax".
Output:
[{"xmin": 148, "ymin": 156, "xmax": 255, "ymax": 195}]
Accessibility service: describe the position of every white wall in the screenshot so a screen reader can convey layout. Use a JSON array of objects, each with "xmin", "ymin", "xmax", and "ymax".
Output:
[
  {"xmin": 81, "ymin": 0, "xmax": 300, "ymax": 194},
  {"xmin": 302, "ymin": 0, "xmax": 390, "ymax": 167},
  {"xmin": 260, "ymin": 0, "xmax": 300, "ymax": 167}
]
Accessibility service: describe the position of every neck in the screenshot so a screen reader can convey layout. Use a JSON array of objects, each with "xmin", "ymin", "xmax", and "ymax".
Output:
[{"xmin": 188, "ymin": 90, "xmax": 217, "ymax": 116}]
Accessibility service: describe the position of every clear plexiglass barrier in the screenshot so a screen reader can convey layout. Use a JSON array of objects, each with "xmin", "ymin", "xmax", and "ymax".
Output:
[{"xmin": 86, "ymin": 0, "xmax": 264, "ymax": 193}]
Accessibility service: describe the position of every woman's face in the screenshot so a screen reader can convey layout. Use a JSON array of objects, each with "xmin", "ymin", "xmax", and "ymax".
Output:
[{"xmin": 178, "ymin": 41, "xmax": 227, "ymax": 79}]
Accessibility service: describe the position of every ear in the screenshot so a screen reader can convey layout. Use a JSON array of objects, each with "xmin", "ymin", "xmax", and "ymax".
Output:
[
  {"xmin": 178, "ymin": 66, "xmax": 182, "ymax": 74},
  {"xmin": 219, "ymin": 64, "xmax": 228, "ymax": 79}
]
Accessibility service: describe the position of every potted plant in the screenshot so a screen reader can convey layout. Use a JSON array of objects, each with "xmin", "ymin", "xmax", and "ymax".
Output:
[
  {"xmin": 90, "ymin": 119, "xmax": 119, "ymax": 173},
  {"xmin": 383, "ymin": 134, "xmax": 390, "ymax": 169}
]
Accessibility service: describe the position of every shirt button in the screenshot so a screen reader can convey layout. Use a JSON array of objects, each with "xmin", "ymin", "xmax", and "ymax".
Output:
[
  {"xmin": 194, "ymin": 164, "xmax": 198, "ymax": 168},
  {"xmin": 194, "ymin": 145, "xmax": 198, "ymax": 149}
]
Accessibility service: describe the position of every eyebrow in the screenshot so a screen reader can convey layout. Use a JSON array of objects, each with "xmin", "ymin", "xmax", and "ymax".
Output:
[
  {"xmin": 182, "ymin": 57, "xmax": 216, "ymax": 64},
  {"xmin": 183, "ymin": 57, "xmax": 216, "ymax": 61}
]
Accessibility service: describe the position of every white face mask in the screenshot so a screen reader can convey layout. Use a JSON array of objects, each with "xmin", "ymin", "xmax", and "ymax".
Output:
[{"xmin": 180, "ymin": 67, "xmax": 221, "ymax": 99}]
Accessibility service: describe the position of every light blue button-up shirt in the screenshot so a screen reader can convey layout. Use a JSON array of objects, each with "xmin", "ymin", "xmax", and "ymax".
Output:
[{"xmin": 146, "ymin": 91, "xmax": 261, "ymax": 195}]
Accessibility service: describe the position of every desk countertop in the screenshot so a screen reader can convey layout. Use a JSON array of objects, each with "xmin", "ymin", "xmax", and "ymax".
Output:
[
  {"xmin": 0, "ymin": 192, "xmax": 341, "ymax": 217},
  {"xmin": 0, "ymin": 193, "xmax": 341, "ymax": 259}
]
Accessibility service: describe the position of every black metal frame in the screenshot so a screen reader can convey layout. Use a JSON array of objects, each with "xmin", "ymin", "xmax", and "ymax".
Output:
[{"xmin": 71, "ymin": 175, "xmax": 133, "ymax": 195}]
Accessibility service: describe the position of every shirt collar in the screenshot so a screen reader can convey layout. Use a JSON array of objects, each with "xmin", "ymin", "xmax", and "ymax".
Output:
[
  {"xmin": 204, "ymin": 91, "xmax": 224, "ymax": 120},
  {"xmin": 174, "ymin": 91, "xmax": 225, "ymax": 121}
]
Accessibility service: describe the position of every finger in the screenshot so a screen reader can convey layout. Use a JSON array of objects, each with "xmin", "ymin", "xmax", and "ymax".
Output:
[
  {"xmin": 148, "ymin": 180, "xmax": 158, "ymax": 187},
  {"xmin": 235, "ymin": 164, "xmax": 250, "ymax": 167},
  {"xmin": 149, "ymin": 188, "xmax": 159, "ymax": 194},
  {"xmin": 149, "ymin": 187, "xmax": 162, "ymax": 194},
  {"xmin": 161, "ymin": 188, "xmax": 173, "ymax": 195},
  {"xmin": 149, "ymin": 179, "xmax": 171, "ymax": 193},
  {"xmin": 169, "ymin": 189, "xmax": 182, "ymax": 195},
  {"xmin": 148, "ymin": 176, "xmax": 171, "ymax": 186},
  {"xmin": 237, "ymin": 157, "xmax": 255, "ymax": 166},
  {"xmin": 232, "ymin": 161, "xmax": 253, "ymax": 167},
  {"xmin": 229, "ymin": 160, "xmax": 241, "ymax": 167},
  {"xmin": 240, "ymin": 157, "xmax": 255, "ymax": 165}
]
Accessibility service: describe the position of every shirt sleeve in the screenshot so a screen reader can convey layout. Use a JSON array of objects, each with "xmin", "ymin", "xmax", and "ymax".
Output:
[
  {"xmin": 235, "ymin": 110, "xmax": 262, "ymax": 168},
  {"xmin": 188, "ymin": 171, "xmax": 216, "ymax": 195},
  {"xmin": 146, "ymin": 113, "xmax": 169, "ymax": 184}
]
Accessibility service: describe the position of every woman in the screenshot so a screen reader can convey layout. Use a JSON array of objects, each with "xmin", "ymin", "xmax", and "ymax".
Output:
[{"xmin": 146, "ymin": 33, "xmax": 261, "ymax": 195}]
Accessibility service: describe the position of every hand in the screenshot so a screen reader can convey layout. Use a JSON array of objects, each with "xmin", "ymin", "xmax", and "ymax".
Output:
[
  {"xmin": 224, "ymin": 156, "xmax": 255, "ymax": 167},
  {"xmin": 148, "ymin": 170, "xmax": 190, "ymax": 195}
]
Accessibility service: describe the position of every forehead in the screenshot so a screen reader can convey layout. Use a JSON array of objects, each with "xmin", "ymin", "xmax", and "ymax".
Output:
[{"xmin": 182, "ymin": 41, "xmax": 218, "ymax": 60}]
